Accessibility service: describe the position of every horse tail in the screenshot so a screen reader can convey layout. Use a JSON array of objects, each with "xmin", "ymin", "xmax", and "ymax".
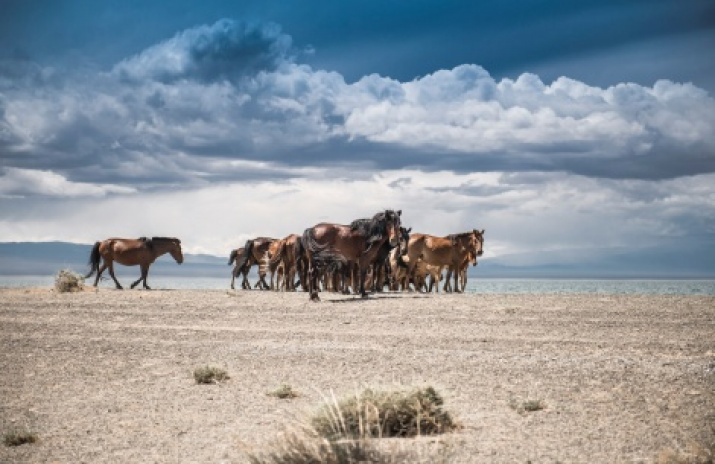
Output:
[
  {"xmin": 85, "ymin": 241, "xmax": 101, "ymax": 278},
  {"xmin": 234, "ymin": 240, "xmax": 253, "ymax": 273},
  {"xmin": 228, "ymin": 249, "xmax": 238, "ymax": 265},
  {"xmin": 302, "ymin": 227, "xmax": 347, "ymax": 272}
]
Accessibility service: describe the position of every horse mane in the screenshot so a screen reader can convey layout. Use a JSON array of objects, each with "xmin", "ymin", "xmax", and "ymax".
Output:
[
  {"xmin": 151, "ymin": 236, "xmax": 180, "ymax": 243},
  {"xmin": 350, "ymin": 210, "xmax": 400, "ymax": 248}
]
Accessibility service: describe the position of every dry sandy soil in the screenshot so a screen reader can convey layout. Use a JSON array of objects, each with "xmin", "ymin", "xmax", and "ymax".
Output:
[{"xmin": 1, "ymin": 287, "xmax": 714, "ymax": 463}]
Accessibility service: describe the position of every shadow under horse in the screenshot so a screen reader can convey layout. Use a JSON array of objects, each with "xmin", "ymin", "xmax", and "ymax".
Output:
[
  {"xmin": 302, "ymin": 209, "xmax": 402, "ymax": 301},
  {"xmin": 86, "ymin": 237, "xmax": 183, "ymax": 289}
]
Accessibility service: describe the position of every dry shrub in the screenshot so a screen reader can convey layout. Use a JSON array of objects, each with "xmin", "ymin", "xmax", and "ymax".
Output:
[
  {"xmin": 247, "ymin": 424, "xmax": 451, "ymax": 464},
  {"xmin": 509, "ymin": 398, "xmax": 546, "ymax": 415},
  {"xmin": 247, "ymin": 386, "xmax": 457, "ymax": 464},
  {"xmin": 311, "ymin": 386, "xmax": 459, "ymax": 440},
  {"xmin": 268, "ymin": 384, "xmax": 300, "ymax": 399},
  {"xmin": 54, "ymin": 269, "xmax": 84, "ymax": 293},
  {"xmin": 3, "ymin": 429, "xmax": 38, "ymax": 447},
  {"xmin": 193, "ymin": 366, "xmax": 230, "ymax": 384}
]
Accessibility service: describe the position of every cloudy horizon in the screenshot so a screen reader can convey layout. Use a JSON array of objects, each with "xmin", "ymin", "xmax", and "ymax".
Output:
[{"xmin": 1, "ymin": 1, "xmax": 714, "ymax": 270}]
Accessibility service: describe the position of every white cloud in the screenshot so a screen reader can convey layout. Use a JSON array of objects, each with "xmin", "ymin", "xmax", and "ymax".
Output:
[
  {"xmin": 0, "ymin": 168, "xmax": 136, "ymax": 197},
  {"xmin": 2, "ymin": 168, "xmax": 714, "ymax": 261}
]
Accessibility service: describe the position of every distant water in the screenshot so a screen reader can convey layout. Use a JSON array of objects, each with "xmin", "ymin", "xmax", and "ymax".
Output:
[{"xmin": 2, "ymin": 275, "xmax": 715, "ymax": 295}]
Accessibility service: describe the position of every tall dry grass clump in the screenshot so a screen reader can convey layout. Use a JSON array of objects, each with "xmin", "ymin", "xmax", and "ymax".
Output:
[
  {"xmin": 311, "ymin": 386, "xmax": 459, "ymax": 440},
  {"xmin": 54, "ymin": 269, "xmax": 84, "ymax": 293},
  {"xmin": 247, "ymin": 385, "xmax": 457, "ymax": 464}
]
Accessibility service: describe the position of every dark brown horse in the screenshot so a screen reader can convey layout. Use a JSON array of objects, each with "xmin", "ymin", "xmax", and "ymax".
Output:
[
  {"xmin": 232, "ymin": 237, "xmax": 276, "ymax": 290},
  {"xmin": 403, "ymin": 229, "xmax": 484, "ymax": 293},
  {"xmin": 302, "ymin": 209, "xmax": 402, "ymax": 301},
  {"xmin": 86, "ymin": 237, "xmax": 183, "ymax": 289},
  {"xmin": 228, "ymin": 247, "xmax": 251, "ymax": 290}
]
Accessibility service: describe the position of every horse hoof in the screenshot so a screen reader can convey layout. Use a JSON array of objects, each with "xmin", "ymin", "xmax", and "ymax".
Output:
[{"xmin": 310, "ymin": 294, "xmax": 321, "ymax": 302}]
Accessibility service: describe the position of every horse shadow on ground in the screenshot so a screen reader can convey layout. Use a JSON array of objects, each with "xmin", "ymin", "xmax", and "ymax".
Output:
[{"xmin": 327, "ymin": 293, "xmax": 432, "ymax": 304}]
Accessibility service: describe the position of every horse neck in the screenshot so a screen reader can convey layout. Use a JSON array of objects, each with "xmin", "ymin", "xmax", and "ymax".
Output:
[{"xmin": 151, "ymin": 239, "xmax": 175, "ymax": 257}]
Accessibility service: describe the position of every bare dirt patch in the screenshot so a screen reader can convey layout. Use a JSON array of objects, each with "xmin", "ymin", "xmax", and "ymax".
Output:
[{"xmin": 1, "ymin": 288, "xmax": 713, "ymax": 463}]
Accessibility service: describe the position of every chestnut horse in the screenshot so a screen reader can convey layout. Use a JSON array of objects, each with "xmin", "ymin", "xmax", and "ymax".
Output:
[
  {"xmin": 302, "ymin": 209, "xmax": 402, "ymax": 301},
  {"xmin": 265, "ymin": 233, "xmax": 302, "ymax": 291},
  {"xmin": 86, "ymin": 237, "xmax": 183, "ymax": 289},
  {"xmin": 403, "ymin": 229, "xmax": 484, "ymax": 293}
]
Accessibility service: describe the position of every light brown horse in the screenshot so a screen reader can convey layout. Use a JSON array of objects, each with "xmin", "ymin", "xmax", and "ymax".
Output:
[
  {"xmin": 265, "ymin": 233, "xmax": 302, "ymax": 291},
  {"xmin": 86, "ymin": 237, "xmax": 183, "ymax": 289},
  {"xmin": 403, "ymin": 229, "xmax": 484, "ymax": 293}
]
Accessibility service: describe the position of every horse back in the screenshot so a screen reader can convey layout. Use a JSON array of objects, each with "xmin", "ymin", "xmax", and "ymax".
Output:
[
  {"xmin": 98, "ymin": 238, "xmax": 149, "ymax": 265},
  {"xmin": 409, "ymin": 233, "xmax": 459, "ymax": 266}
]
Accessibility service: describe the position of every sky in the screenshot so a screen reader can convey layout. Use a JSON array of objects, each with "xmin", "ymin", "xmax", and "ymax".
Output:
[{"xmin": 1, "ymin": 0, "xmax": 714, "ymax": 271}]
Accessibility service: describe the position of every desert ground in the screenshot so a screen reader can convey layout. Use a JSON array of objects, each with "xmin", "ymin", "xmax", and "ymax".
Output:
[{"xmin": 1, "ymin": 287, "xmax": 713, "ymax": 463}]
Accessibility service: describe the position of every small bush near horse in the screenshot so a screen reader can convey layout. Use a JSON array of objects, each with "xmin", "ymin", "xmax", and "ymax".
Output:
[{"xmin": 54, "ymin": 269, "xmax": 84, "ymax": 293}]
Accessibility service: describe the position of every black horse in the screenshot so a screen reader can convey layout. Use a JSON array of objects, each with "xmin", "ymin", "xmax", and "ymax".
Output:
[{"xmin": 302, "ymin": 210, "xmax": 402, "ymax": 301}]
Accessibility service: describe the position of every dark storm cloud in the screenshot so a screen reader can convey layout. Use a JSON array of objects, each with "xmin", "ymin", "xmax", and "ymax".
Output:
[
  {"xmin": 112, "ymin": 19, "xmax": 292, "ymax": 84},
  {"xmin": 1, "ymin": 17, "xmax": 714, "ymax": 198}
]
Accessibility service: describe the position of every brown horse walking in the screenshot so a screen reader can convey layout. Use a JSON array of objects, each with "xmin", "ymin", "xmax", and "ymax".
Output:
[
  {"xmin": 86, "ymin": 237, "xmax": 183, "ymax": 289},
  {"xmin": 302, "ymin": 210, "xmax": 402, "ymax": 301}
]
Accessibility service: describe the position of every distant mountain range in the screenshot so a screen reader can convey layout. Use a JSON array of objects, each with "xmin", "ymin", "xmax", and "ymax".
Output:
[{"xmin": 1, "ymin": 241, "xmax": 713, "ymax": 279}]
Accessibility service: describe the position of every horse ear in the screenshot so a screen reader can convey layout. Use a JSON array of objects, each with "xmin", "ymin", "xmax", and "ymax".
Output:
[
  {"xmin": 481, "ymin": 229, "xmax": 485, "ymax": 234},
  {"xmin": 407, "ymin": 227, "xmax": 412, "ymax": 233},
  {"xmin": 397, "ymin": 210, "xmax": 402, "ymax": 216}
]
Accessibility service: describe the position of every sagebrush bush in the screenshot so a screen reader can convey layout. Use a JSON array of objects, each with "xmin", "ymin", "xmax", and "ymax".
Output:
[
  {"xmin": 193, "ymin": 366, "xmax": 230, "ymax": 384},
  {"xmin": 509, "ymin": 398, "xmax": 546, "ymax": 414},
  {"xmin": 267, "ymin": 384, "xmax": 300, "ymax": 399},
  {"xmin": 248, "ymin": 386, "xmax": 457, "ymax": 464},
  {"xmin": 3, "ymin": 429, "xmax": 38, "ymax": 447},
  {"xmin": 54, "ymin": 269, "xmax": 84, "ymax": 293},
  {"xmin": 311, "ymin": 386, "xmax": 459, "ymax": 440}
]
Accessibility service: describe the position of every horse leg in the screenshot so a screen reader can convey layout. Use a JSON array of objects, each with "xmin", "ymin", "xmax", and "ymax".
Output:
[
  {"xmin": 452, "ymin": 267, "xmax": 461, "ymax": 293},
  {"xmin": 107, "ymin": 262, "xmax": 123, "ymax": 289},
  {"xmin": 142, "ymin": 265, "xmax": 152, "ymax": 290},
  {"xmin": 308, "ymin": 262, "xmax": 320, "ymax": 302},
  {"xmin": 93, "ymin": 262, "xmax": 108, "ymax": 287},
  {"xmin": 131, "ymin": 264, "xmax": 148, "ymax": 289},
  {"xmin": 359, "ymin": 268, "xmax": 369, "ymax": 298}
]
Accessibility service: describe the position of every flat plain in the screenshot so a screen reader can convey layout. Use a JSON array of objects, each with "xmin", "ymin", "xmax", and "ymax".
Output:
[{"xmin": 1, "ymin": 287, "xmax": 713, "ymax": 463}]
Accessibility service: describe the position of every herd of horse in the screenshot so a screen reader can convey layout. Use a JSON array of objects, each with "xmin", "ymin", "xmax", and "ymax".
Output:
[{"xmin": 84, "ymin": 209, "xmax": 485, "ymax": 301}]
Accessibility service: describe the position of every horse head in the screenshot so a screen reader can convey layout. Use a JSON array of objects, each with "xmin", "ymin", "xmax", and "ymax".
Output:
[
  {"xmin": 383, "ymin": 209, "xmax": 402, "ymax": 247},
  {"xmin": 472, "ymin": 229, "xmax": 485, "ymax": 265},
  {"xmin": 398, "ymin": 226, "xmax": 411, "ymax": 256},
  {"xmin": 169, "ymin": 238, "xmax": 184, "ymax": 264}
]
